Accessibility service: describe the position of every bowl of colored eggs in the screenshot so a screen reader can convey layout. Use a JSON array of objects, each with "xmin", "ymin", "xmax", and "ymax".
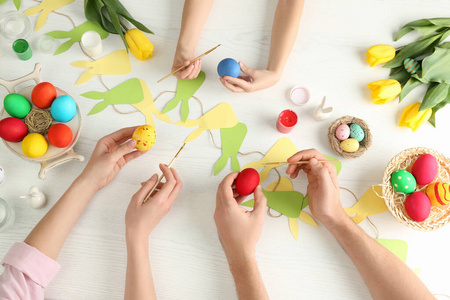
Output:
[
  {"xmin": 328, "ymin": 115, "xmax": 372, "ymax": 159},
  {"xmin": 0, "ymin": 64, "xmax": 83, "ymax": 179},
  {"xmin": 382, "ymin": 147, "xmax": 450, "ymax": 231}
]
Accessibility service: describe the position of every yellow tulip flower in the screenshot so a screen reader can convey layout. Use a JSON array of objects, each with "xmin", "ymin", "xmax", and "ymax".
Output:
[
  {"xmin": 399, "ymin": 102, "xmax": 432, "ymax": 131},
  {"xmin": 366, "ymin": 44, "xmax": 396, "ymax": 67},
  {"xmin": 125, "ymin": 29, "xmax": 154, "ymax": 61},
  {"xmin": 366, "ymin": 79, "xmax": 402, "ymax": 104}
]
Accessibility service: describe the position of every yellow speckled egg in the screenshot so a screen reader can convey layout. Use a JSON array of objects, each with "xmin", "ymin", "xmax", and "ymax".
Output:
[
  {"xmin": 340, "ymin": 138, "xmax": 359, "ymax": 153},
  {"xmin": 21, "ymin": 133, "xmax": 48, "ymax": 158},
  {"xmin": 132, "ymin": 125, "xmax": 156, "ymax": 151}
]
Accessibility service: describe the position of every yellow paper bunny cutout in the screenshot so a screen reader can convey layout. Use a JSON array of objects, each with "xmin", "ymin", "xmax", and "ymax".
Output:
[
  {"xmin": 132, "ymin": 80, "xmax": 172, "ymax": 127},
  {"xmin": 344, "ymin": 186, "xmax": 388, "ymax": 224},
  {"xmin": 242, "ymin": 137, "xmax": 299, "ymax": 184},
  {"xmin": 174, "ymin": 103, "xmax": 238, "ymax": 143},
  {"xmin": 71, "ymin": 50, "xmax": 132, "ymax": 85},
  {"xmin": 25, "ymin": 0, "xmax": 74, "ymax": 31}
]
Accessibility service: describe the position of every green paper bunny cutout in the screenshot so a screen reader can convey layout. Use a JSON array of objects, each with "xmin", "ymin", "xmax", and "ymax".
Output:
[
  {"xmin": 82, "ymin": 78, "xmax": 144, "ymax": 115},
  {"xmin": 46, "ymin": 21, "xmax": 109, "ymax": 55},
  {"xmin": 214, "ymin": 122, "xmax": 247, "ymax": 175},
  {"xmin": 162, "ymin": 71, "xmax": 206, "ymax": 122}
]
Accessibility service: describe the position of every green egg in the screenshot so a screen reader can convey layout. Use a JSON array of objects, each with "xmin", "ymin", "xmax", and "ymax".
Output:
[
  {"xmin": 349, "ymin": 123, "xmax": 365, "ymax": 142},
  {"xmin": 391, "ymin": 170, "xmax": 416, "ymax": 194},
  {"xmin": 4, "ymin": 93, "xmax": 31, "ymax": 119}
]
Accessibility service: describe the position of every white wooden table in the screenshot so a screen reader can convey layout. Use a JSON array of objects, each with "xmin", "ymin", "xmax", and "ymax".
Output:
[{"xmin": 1, "ymin": 0, "xmax": 450, "ymax": 299}]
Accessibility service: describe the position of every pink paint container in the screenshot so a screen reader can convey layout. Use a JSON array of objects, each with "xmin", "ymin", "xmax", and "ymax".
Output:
[{"xmin": 276, "ymin": 110, "xmax": 298, "ymax": 133}]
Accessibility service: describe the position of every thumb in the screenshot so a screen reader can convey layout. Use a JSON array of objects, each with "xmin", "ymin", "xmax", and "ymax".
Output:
[
  {"xmin": 239, "ymin": 62, "xmax": 254, "ymax": 76},
  {"xmin": 184, "ymin": 60, "xmax": 191, "ymax": 67},
  {"xmin": 309, "ymin": 158, "xmax": 331, "ymax": 182},
  {"xmin": 252, "ymin": 186, "xmax": 267, "ymax": 217},
  {"xmin": 113, "ymin": 139, "xmax": 136, "ymax": 160},
  {"xmin": 134, "ymin": 173, "xmax": 158, "ymax": 203}
]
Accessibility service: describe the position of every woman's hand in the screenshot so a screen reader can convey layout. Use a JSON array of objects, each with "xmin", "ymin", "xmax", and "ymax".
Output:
[
  {"xmin": 80, "ymin": 127, "xmax": 147, "ymax": 192},
  {"xmin": 125, "ymin": 164, "xmax": 183, "ymax": 244},
  {"xmin": 171, "ymin": 48, "xmax": 202, "ymax": 80},
  {"xmin": 220, "ymin": 62, "xmax": 280, "ymax": 93}
]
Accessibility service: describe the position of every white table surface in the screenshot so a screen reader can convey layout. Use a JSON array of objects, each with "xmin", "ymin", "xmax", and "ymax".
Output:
[{"xmin": 1, "ymin": 0, "xmax": 450, "ymax": 299}]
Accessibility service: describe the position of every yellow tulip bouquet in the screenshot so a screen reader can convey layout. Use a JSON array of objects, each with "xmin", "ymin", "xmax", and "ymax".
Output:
[
  {"xmin": 366, "ymin": 18, "xmax": 450, "ymax": 131},
  {"xmin": 84, "ymin": 0, "xmax": 154, "ymax": 60}
]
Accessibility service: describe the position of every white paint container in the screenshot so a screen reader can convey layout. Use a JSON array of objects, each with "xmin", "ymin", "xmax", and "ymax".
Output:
[{"xmin": 81, "ymin": 31, "xmax": 102, "ymax": 57}]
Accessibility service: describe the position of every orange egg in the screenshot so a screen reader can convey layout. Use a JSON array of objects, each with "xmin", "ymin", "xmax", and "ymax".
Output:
[
  {"xmin": 32, "ymin": 82, "xmax": 57, "ymax": 109},
  {"xmin": 48, "ymin": 124, "xmax": 73, "ymax": 148}
]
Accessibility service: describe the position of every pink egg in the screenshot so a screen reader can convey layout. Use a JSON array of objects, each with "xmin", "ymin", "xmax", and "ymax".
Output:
[
  {"xmin": 412, "ymin": 154, "xmax": 438, "ymax": 185},
  {"xmin": 405, "ymin": 191, "xmax": 431, "ymax": 222},
  {"xmin": 335, "ymin": 124, "xmax": 350, "ymax": 140}
]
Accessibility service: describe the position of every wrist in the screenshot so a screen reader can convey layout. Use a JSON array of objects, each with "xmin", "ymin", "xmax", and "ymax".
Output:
[
  {"xmin": 323, "ymin": 212, "xmax": 354, "ymax": 235},
  {"xmin": 224, "ymin": 245, "xmax": 255, "ymax": 266},
  {"xmin": 126, "ymin": 234, "xmax": 149, "ymax": 250},
  {"xmin": 73, "ymin": 174, "xmax": 100, "ymax": 195}
]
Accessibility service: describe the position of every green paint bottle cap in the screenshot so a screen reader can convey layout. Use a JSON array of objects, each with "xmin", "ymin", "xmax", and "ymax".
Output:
[{"xmin": 12, "ymin": 39, "xmax": 32, "ymax": 60}]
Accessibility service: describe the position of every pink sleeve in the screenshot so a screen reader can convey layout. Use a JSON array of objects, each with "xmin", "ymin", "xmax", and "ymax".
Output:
[{"xmin": 0, "ymin": 242, "xmax": 61, "ymax": 300}]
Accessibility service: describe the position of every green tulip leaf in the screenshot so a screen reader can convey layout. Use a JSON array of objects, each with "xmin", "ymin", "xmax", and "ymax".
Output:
[
  {"xmin": 385, "ymin": 30, "xmax": 450, "ymax": 68},
  {"xmin": 105, "ymin": 4, "xmax": 127, "ymax": 51},
  {"xmin": 413, "ymin": 47, "xmax": 450, "ymax": 85},
  {"xmin": 396, "ymin": 18, "xmax": 450, "ymax": 41},
  {"xmin": 390, "ymin": 68, "xmax": 411, "ymax": 85},
  {"xmin": 389, "ymin": 66, "xmax": 404, "ymax": 76},
  {"xmin": 440, "ymin": 42, "xmax": 450, "ymax": 49},
  {"xmin": 428, "ymin": 92, "xmax": 450, "ymax": 127},
  {"xmin": 420, "ymin": 82, "xmax": 449, "ymax": 111},
  {"xmin": 399, "ymin": 78, "xmax": 422, "ymax": 102},
  {"xmin": 395, "ymin": 19, "xmax": 437, "ymax": 41}
]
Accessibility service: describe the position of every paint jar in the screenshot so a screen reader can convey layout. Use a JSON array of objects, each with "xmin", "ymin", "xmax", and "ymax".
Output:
[
  {"xmin": 81, "ymin": 31, "xmax": 102, "ymax": 57},
  {"xmin": 38, "ymin": 35, "xmax": 59, "ymax": 54},
  {"xmin": 290, "ymin": 86, "xmax": 310, "ymax": 105},
  {"xmin": 277, "ymin": 110, "xmax": 298, "ymax": 133},
  {"xmin": 0, "ymin": 11, "xmax": 32, "ymax": 43},
  {"xmin": 12, "ymin": 38, "xmax": 32, "ymax": 60},
  {"xmin": 0, "ymin": 198, "xmax": 15, "ymax": 233}
]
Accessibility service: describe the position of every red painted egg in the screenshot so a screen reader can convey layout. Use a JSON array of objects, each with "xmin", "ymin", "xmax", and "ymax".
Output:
[
  {"xmin": 404, "ymin": 191, "xmax": 431, "ymax": 222},
  {"xmin": 412, "ymin": 154, "xmax": 438, "ymax": 185},
  {"xmin": 0, "ymin": 117, "xmax": 28, "ymax": 142},
  {"xmin": 32, "ymin": 82, "xmax": 57, "ymax": 109},
  {"xmin": 47, "ymin": 124, "xmax": 73, "ymax": 148},
  {"xmin": 235, "ymin": 168, "xmax": 260, "ymax": 196}
]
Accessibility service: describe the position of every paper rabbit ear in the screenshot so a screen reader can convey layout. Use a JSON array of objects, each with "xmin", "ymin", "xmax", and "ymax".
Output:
[
  {"xmin": 214, "ymin": 155, "xmax": 228, "ymax": 175},
  {"xmin": 81, "ymin": 91, "xmax": 105, "ymax": 100},
  {"xmin": 88, "ymin": 100, "xmax": 110, "ymax": 115}
]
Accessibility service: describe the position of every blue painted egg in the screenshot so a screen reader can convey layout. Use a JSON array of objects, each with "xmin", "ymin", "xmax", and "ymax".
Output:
[
  {"xmin": 403, "ymin": 58, "xmax": 420, "ymax": 75},
  {"xmin": 51, "ymin": 95, "xmax": 76, "ymax": 122},
  {"xmin": 217, "ymin": 58, "xmax": 240, "ymax": 78},
  {"xmin": 349, "ymin": 123, "xmax": 365, "ymax": 142}
]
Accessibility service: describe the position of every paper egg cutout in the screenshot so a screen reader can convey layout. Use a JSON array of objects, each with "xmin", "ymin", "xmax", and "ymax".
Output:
[
  {"xmin": 391, "ymin": 170, "xmax": 416, "ymax": 194},
  {"xmin": 32, "ymin": 82, "xmax": 57, "ymax": 109},
  {"xmin": 132, "ymin": 125, "xmax": 156, "ymax": 151},
  {"xmin": 349, "ymin": 123, "xmax": 365, "ymax": 142},
  {"xmin": 0, "ymin": 166, "xmax": 4, "ymax": 185},
  {"xmin": 48, "ymin": 124, "xmax": 73, "ymax": 148},
  {"xmin": 425, "ymin": 182, "xmax": 450, "ymax": 206},
  {"xmin": 404, "ymin": 191, "xmax": 431, "ymax": 222},
  {"xmin": 4, "ymin": 93, "xmax": 31, "ymax": 119},
  {"xmin": 403, "ymin": 58, "xmax": 420, "ymax": 75},
  {"xmin": 340, "ymin": 138, "xmax": 359, "ymax": 153},
  {"xmin": 411, "ymin": 154, "xmax": 438, "ymax": 185},
  {"xmin": 335, "ymin": 124, "xmax": 350, "ymax": 140},
  {"xmin": 235, "ymin": 168, "xmax": 260, "ymax": 196},
  {"xmin": 21, "ymin": 133, "xmax": 48, "ymax": 158},
  {"xmin": 217, "ymin": 58, "xmax": 240, "ymax": 78},
  {"xmin": 51, "ymin": 95, "xmax": 76, "ymax": 122},
  {"xmin": 0, "ymin": 117, "xmax": 28, "ymax": 142}
]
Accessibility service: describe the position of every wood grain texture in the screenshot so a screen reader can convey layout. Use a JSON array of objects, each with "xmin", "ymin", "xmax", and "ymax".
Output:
[{"xmin": 1, "ymin": 0, "xmax": 450, "ymax": 299}]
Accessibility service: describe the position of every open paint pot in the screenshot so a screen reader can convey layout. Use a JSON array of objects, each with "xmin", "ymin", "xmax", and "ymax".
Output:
[{"xmin": 277, "ymin": 110, "xmax": 298, "ymax": 133}]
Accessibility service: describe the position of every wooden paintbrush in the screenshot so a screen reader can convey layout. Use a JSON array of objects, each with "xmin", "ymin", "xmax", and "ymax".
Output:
[
  {"xmin": 157, "ymin": 44, "xmax": 221, "ymax": 83},
  {"xmin": 143, "ymin": 143, "xmax": 186, "ymax": 203},
  {"xmin": 262, "ymin": 160, "xmax": 340, "ymax": 166}
]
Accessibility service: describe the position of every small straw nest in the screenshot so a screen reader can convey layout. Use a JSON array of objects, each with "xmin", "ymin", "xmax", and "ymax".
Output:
[
  {"xmin": 24, "ymin": 108, "xmax": 53, "ymax": 134},
  {"xmin": 382, "ymin": 147, "xmax": 450, "ymax": 231},
  {"xmin": 328, "ymin": 116, "xmax": 372, "ymax": 159}
]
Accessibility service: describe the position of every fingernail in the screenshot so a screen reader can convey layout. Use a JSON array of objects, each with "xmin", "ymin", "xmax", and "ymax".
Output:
[
  {"xmin": 129, "ymin": 139, "xmax": 136, "ymax": 147},
  {"xmin": 310, "ymin": 158, "xmax": 318, "ymax": 166},
  {"xmin": 151, "ymin": 173, "xmax": 158, "ymax": 180}
]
